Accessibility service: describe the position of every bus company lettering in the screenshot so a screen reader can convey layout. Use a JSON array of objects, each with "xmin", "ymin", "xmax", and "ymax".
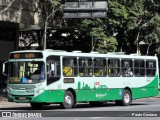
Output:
[
  {"xmin": 96, "ymin": 93, "xmax": 107, "ymax": 98},
  {"xmin": 146, "ymin": 78, "xmax": 152, "ymax": 82}
]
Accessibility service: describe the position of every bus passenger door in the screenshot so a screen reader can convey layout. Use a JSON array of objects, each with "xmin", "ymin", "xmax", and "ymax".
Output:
[{"xmin": 46, "ymin": 56, "xmax": 61, "ymax": 85}]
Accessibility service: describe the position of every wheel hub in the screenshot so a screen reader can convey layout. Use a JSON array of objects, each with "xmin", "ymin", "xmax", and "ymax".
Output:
[
  {"xmin": 124, "ymin": 93, "xmax": 130, "ymax": 103},
  {"xmin": 65, "ymin": 95, "xmax": 72, "ymax": 105}
]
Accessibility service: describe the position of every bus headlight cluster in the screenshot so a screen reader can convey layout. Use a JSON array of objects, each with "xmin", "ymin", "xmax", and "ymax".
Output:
[{"xmin": 35, "ymin": 88, "xmax": 45, "ymax": 96}]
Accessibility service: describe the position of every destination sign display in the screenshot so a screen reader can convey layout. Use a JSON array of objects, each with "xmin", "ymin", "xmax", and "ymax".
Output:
[{"xmin": 9, "ymin": 52, "xmax": 43, "ymax": 59}]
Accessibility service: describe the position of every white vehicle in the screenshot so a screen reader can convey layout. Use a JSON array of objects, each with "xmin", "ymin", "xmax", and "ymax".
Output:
[{"xmin": 3, "ymin": 49, "xmax": 159, "ymax": 109}]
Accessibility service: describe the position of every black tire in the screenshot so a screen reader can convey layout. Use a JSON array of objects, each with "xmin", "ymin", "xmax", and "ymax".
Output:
[
  {"xmin": 30, "ymin": 103, "xmax": 43, "ymax": 109},
  {"xmin": 89, "ymin": 101, "xmax": 104, "ymax": 107},
  {"xmin": 60, "ymin": 91, "xmax": 74, "ymax": 109},
  {"xmin": 115, "ymin": 90, "xmax": 131, "ymax": 106}
]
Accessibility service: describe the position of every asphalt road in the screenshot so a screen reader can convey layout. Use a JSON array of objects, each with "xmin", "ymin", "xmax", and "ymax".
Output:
[{"xmin": 0, "ymin": 97, "xmax": 160, "ymax": 120}]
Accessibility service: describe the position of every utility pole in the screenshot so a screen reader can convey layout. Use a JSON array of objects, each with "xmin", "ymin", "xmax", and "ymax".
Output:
[
  {"xmin": 43, "ymin": 10, "xmax": 57, "ymax": 50},
  {"xmin": 136, "ymin": 31, "xmax": 140, "ymax": 56}
]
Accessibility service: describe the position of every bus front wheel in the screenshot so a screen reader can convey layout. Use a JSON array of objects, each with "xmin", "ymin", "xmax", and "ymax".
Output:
[{"xmin": 60, "ymin": 91, "xmax": 74, "ymax": 109}]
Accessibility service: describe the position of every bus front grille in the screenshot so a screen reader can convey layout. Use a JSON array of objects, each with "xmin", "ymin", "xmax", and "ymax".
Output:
[{"xmin": 10, "ymin": 85, "xmax": 36, "ymax": 90}]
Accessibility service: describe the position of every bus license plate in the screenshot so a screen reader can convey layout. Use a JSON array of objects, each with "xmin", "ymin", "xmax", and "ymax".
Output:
[{"xmin": 19, "ymin": 97, "xmax": 26, "ymax": 100}]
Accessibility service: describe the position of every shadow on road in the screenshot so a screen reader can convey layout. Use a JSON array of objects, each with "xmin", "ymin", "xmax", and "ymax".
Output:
[{"xmin": 0, "ymin": 102, "xmax": 149, "ymax": 110}]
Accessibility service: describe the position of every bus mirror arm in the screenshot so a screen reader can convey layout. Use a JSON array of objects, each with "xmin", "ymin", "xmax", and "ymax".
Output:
[{"xmin": 3, "ymin": 61, "xmax": 8, "ymax": 76}]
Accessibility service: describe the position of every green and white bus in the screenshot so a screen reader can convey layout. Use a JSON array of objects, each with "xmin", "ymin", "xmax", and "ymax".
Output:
[{"xmin": 3, "ymin": 49, "xmax": 159, "ymax": 109}]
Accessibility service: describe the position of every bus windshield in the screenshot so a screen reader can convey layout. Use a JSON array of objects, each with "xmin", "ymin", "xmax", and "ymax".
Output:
[{"xmin": 8, "ymin": 61, "xmax": 45, "ymax": 84}]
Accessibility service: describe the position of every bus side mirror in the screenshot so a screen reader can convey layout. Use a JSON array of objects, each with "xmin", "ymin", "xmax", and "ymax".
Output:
[{"xmin": 3, "ymin": 61, "xmax": 8, "ymax": 76}]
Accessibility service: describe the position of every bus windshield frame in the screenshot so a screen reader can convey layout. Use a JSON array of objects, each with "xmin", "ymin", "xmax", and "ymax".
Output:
[{"xmin": 8, "ymin": 61, "xmax": 45, "ymax": 84}]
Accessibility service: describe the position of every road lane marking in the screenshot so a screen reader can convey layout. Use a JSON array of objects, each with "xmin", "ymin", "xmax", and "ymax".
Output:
[{"xmin": 90, "ymin": 117, "xmax": 103, "ymax": 119}]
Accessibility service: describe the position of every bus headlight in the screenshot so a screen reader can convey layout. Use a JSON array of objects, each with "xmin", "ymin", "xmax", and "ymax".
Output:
[{"xmin": 35, "ymin": 88, "xmax": 45, "ymax": 96}]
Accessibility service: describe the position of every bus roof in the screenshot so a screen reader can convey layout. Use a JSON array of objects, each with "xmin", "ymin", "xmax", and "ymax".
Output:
[{"xmin": 10, "ymin": 49, "xmax": 157, "ymax": 60}]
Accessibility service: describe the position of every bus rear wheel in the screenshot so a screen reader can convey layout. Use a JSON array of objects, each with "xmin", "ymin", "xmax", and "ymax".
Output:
[
  {"xmin": 115, "ymin": 90, "xmax": 131, "ymax": 106},
  {"xmin": 60, "ymin": 91, "xmax": 74, "ymax": 109}
]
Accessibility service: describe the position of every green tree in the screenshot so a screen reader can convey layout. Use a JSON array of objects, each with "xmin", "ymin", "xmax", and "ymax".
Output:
[
  {"xmin": 73, "ymin": 19, "xmax": 117, "ymax": 53},
  {"xmin": 126, "ymin": 0, "xmax": 160, "ymax": 55},
  {"xmin": 107, "ymin": 0, "xmax": 129, "ymax": 53},
  {"xmin": 108, "ymin": 0, "xmax": 160, "ymax": 55},
  {"xmin": 19, "ymin": 0, "xmax": 160, "ymax": 55}
]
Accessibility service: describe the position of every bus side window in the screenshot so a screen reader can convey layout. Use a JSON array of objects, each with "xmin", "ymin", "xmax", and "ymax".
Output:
[
  {"xmin": 79, "ymin": 58, "xmax": 92, "ymax": 77},
  {"xmin": 63, "ymin": 57, "xmax": 78, "ymax": 77},
  {"xmin": 79, "ymin": 59, "xmax": 85, "ymax": 76},
  {"xmin": 94, "ymin": 58, "xmax": 106, "ymax": 77},
  {"xmin": 146, "ymin": 60, "xmax": 156, "ymax": 77},
  {"xmin": 63, "ymin": 67, "xmax": 72, "ymax": 76},
  {"xmin": 108, "ymin": 59, "xmax": 120, "ymax": 77},
  {"xmin": 134, "ymin": 60, "xmax": 145, "ymax": 77},
  {"xmin": 121, "ymin": 59, "xmax": 133, "ymax": 77}
]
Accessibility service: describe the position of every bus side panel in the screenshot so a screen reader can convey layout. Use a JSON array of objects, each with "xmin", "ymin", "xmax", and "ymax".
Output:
[
  {"xmin": 132, "ymin": 87, "xmax": 159, "ymax": 99},
  {"xmin": 76, "ymin": 88, "xmax": 122, "ymax": 102},
  {"xmin": 45, "ymin": 90, "xmax": 64, "ymax": 102},
  {"xmin": 32, "ymin": 92, "xmax": 46, "ymax": 103},
  {"xmin": 32, "ymin": 90, "xmax": 64, "ymax": 103},
  {"xmin": 144, "ymin": 75, "xmax": 159, "ymax": 88},
  {"xmin": 132, "ymin": 75, "xmax": 159, "ymax": 99}
]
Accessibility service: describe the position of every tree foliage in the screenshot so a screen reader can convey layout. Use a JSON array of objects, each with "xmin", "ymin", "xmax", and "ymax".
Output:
[
  {"xmin": 107, "ymin": 0, "xmax": 160, "ymax": 55},
  {"xmin": 18, "ymin": 0, "xmax": 160, "ymax": 55},
  {"xmin": 76, "ymin": 19, "xmax": 117, "ymax": 53}
]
